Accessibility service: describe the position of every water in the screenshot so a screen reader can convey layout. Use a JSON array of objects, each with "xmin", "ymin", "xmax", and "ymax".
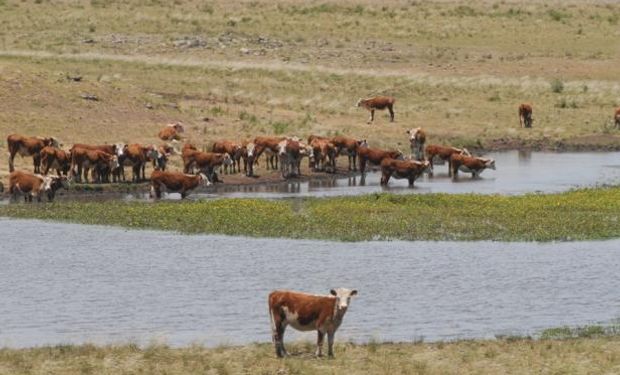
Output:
[{"xmin": 1, "ymin": 218, "xmax": 619, "ymax": 348}]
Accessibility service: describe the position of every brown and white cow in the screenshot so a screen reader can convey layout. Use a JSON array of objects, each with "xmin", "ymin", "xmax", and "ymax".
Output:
[
  {"xmin": 450, "ymin": 153, "xmax": 496, "ymax": 178},
  {"xmin": 40, "ymin": 147, "xmax": 72, "ymax": 176},
  {"xmin": 269, "ymin": 288, "xmax": 358, "ymax": 358},
  {"xmin": 278, "ymin": 138, "xmax": 302, "ymax": 178},
  {"xmin": 212, "ymin": 140, "xmax": 243, "ymax": 174},
  {"xmin": 191, "ymin": 151, "xmax": 233, "ymax": 183},
  {"xmin": 182, "ymin": 143, "xmax": 199, "ymax": 174},
  {"xmin": 70, "ymin": 148, "xmax": 119, "ymax": 183},
  {"xmin": 406, "ymin": 127, "xmax": 426, "ymax": 161},
  {"xmin": 614, "ymin": 107, "xmax": 620, "ymax": 129},
  {"xmin": 158, "ymin": 122, "xmax": 185, "ymax": 141},
  {"xmin": 254, "ymin": 136, "xmax": 286, "ymax": 170},
  {"xmin": 151, "ymin": 144, "xmax": 175, "ymax": 172},
  {"xmin": 120, "ymin": 144, "xmax": 158, "ymax": 182},
  {"xmin": 150, "ymin": 170, "xmax": 210, "ymax": 199},
  {"xmin": 380, "ymin": 158, "xmax": 431, "ymax": 187},
  {"xmin": 519, "ymin": 103, "xmax": 533, "ymax": 128},
  {"xmin": 331, "ymin": 136, "xmax": 367, "ymax": 171},
  {"xmin": 308, "ymin": 135, "xmax": 337, "ymax": 172},
  {"xmin": 7, "ymin": 134, "xmax": 59, "ymax": 173},
  {"xmin": 356, "ymin": 96, "xmax": 395, "ymax": 123},
  {"xmin": 241, "ymin": 140, "xmax": 258, "ymax": 177},
  {"xmin": 9, "ymin": 170, "xmax": 69, "ymax": 202},
  {"xmin": 357, "ymin": 146, "xmax": 404, "ymax": 174},
  {"xmin": 424, "ymin": 144, "xmax": 471, "ymax": 176}
]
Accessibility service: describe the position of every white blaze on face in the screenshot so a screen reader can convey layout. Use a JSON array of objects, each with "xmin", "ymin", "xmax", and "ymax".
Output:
[
  {"xmin": 115, "ymin": 144, "xmax": 126, "ymax": 157},
  {"xmin": 246, "ymin": 142, "xmax": 255, "ymax": 158},
  {"xmin": 330, "ymin": 288, "xmax": 358, "ymax": 311},
  {"xmin": 277, "ymin": 140, "xmax": 288, "ymax": 156}
]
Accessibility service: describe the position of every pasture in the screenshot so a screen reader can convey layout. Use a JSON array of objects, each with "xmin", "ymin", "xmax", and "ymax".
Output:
[{"xmin": 2, "ymin": 0, "xmax": 620, "ymax": 182}]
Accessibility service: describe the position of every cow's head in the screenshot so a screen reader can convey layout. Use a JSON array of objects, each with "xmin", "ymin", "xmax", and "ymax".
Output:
[
  {"xmin": 197, "ymin": 172, "xmax": 212, "ymax": 187},
  {"xmin": 482, "ymin": 158, "xmax": 496, "ymax": 170},
  {"xmin": 460, "ymin": 148, "xmax": 471, "ymax": 157},
  {"xmin": 44, "ymin": 137, "xmax": 60, "ymax": 148},
  {"xmin": 355, "ymin": 98, "xmax": 364, "ymax": 107},
  {"xmin": 406, "ymin": 128, "xmax": 424, "ymax": 144},
  {"xmin": 357, "ymin": 139, "xmax": 368, "ymax": 148},
  {"xmin": 171, "ymin": 122, "xmax": 185, "ymax": 133},
  {"xmin": 42, "ymin": 175, "xmax": 69, "ymax": 202},
  {"xmin": 222, "ymin": 153, "xmax": 234, "ymax": 166},
  {"xmin": 115, "ymin": 143, "xmax": 126, "ymax": 157},
  {"xmin": 245, "ymin": 142, "xmax": 256, "ymax": 159},
  {"xmin": 330, "ymin": 288, "xmax": 358, "ymax": 313},
  {"xmin": 299, "ymin": 142, "xmax": 313, "ymax": 159},
  {"xmin": 145, "ymin": 145, "xmax": 159, "ymax": 161},
  {"xmin": 420, "ymin": 160, "xmax": 432, "ymax": 174},
  {"xmin": 277, "ymin": 139, "xmax": 288, "ymax": 156}
]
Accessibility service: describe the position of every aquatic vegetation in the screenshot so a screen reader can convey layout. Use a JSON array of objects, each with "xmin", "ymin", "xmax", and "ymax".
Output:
[{"xmin": 1, "ymin": 187, "xmax": 620, "ymax": 242}]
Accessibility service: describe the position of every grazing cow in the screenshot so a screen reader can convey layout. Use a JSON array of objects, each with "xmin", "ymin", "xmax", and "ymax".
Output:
[
  {"xmin": 424, "ymin": 144, "xmax": 471, "ymax": 176},
  {"xmin": 269, "ymin": 289, "xmax": 358, "ymax": 358},
  {"xmin": 519, "ymin": 104, "xmax": 533, "ymax": 128},
  {"xmin": 254, "ymin": 136, "xmax": 286, "ymax": 170},
  {"xmin": 308, "ymin": 135, "xmax": 337, "ymax": 172},
  {"xmin": 241, "ymin": 140, "xmax": 258, "ymax": 177},
  {"xmin": 331, "ymin": 136, "xmax": 367, "ymax": 171},
  {"xmin": 70, "ymin": 148, "xmax": 119, "ymax": 183},
  {"xmin": 158, "ymin": 122, "xmax": 185, "ymax": 141},
  {"xmin": 358, "ymin": 146, "xmax": 404, "ymax": 174},
  {"xmin": 40, "ymin": 147, "xmax": 72, "ymax": 176},
  {"xmin": 7, "ymin": 134, "xmax": 59, "ymax": 173},
  {"xmin": 9, "ymin": 170, "xmax": 68, "ymax": 202},
  {"xmin": 450, "ymin": 154, "xmax": 496, "ymax": 178},
  {"xmin": 150, "ymin": 170, "xmax": 210, "ymax": 199},
  {"xmin": 182, "ymin": 143, "xmax": 199, "ymax": 174},
  {"xmin": 212, "ymin": 140, "xmax": 243, "ymax": 174},
  {"xmin": 356, "ymin": 96, "xmax": 395, "ymax": 123},
  {"xmin": 614, "ymin": 107, "xmax": 620, "ymax": 129},
  {"xmin": 406, "ymin": 127, "xmax": 426, "ymax": 161},
  {"xmin": 191, "ymin": 151, "xmax": 233, "ymax": 183},
  {"xmin": 380, "ymin": 158, "xmax": 431, "ymax": 187}
]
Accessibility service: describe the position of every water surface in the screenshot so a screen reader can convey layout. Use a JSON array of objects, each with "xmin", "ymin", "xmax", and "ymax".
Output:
[{"xmin": 1, "ymin": 218, "xmax": 619, "ymax": 348}]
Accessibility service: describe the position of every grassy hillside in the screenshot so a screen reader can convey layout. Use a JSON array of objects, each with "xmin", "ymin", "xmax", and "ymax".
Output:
[{"xmin": 1, "ymin": 0, "xmax": 620, "ymax": 182}]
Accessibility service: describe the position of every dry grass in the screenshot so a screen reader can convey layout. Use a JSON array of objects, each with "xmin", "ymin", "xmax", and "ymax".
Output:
[
  {"xmin": 1, "ymin": 337, "xmax": 619, "ymax": 375},
  {"xmin": 2, "ymin": 0, "xmax": 620, "ymax": 183}
]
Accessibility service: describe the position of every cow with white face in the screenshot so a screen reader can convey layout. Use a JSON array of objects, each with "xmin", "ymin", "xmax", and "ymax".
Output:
[
  {"xmin": 268, "ymin": 288, "xmax": 358, "ymax": 358},
  {"xmin": 406, "ymin": 127, "xmax": 426, "ymax": 161}
]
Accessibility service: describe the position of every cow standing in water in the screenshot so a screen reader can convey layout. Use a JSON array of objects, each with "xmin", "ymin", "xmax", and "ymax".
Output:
[
  {"xmin": 519, "ymin": 104, "xmax": 533, "ymax": 128},
  {"xmin": 406, "ymin": 127, "xmax": 426, "ymax": 161},
  {"xmin": 356, "ymin": 96, "xmax": 395, "ymax": 123},
  {"xmin": 450, "ymin": 154, "xmax": 496, "ymax": 178},
  {"xmin": 268, "ymin": 288, "xmax": 357, "ymax": 358}
]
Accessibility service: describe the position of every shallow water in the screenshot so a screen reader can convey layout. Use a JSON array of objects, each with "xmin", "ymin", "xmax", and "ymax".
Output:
[{"xmin": 1, "ymin": 218, "xmax": 619, "ymax": 348}]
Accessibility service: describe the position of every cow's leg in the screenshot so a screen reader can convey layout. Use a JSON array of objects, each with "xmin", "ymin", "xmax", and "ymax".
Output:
[
  {"xmin": 316, "ymin": 331, "xmax": 325, "ymax": 357},
  {"xmin": 409, "ymin": 176, "xmax": 415, "ymax": 187},
  {"xmin": 381, "ymin": 172, "xmax": 390, "ymax": 185},
  {"xmin": 270, "ymin": 309, "xmax": 287, "ymax": 358},
  {"xmin": 8, "ymin": 150, "xmax": 16, "ymax": 173},
  {"xmin": 327, "ymin": 331, "xmax": 336, "ymax": 358},
  {"xmin": 33, "ymin": 154, "xmax": 41, "ymax": 173},
  {"xmin": 368, "ymin": 109, "xmax": 374, "ymax": 124},
  {"xmin": 388, "ymin": 104, "xmax": 394, "ymax": 122}
]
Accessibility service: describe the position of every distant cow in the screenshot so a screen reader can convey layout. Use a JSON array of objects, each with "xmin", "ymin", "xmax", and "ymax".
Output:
[
  {"xmin": 519, "ymin": 104, "xmax": 533, "ymax": 128},
  {"xmin": 358, "ymin": 146, "xmax": 404, "ymax": 174},
  {"xmin": 278, "ymin": 138, "xmax": 302, "ymax": 178},
  {"xmin": 150, "ymin": 170, "xmax": 210, "ymax": 199},
  {"xmin": 9, "ymin": 170, "xmax": 68, "ymax": 202},
  {"xmin": 40, "ymin": 147, "xmax": 72, "ymax": 176},
  {"xmin": 191, "ymin": 151, "xmax": 233, "ymax": 183},
  {"xmin": 406, "ymin": 127, "xmax": 426, "ymax": 161},
  {"xmin": 614, "ymin": 107, "xmax": 620, "ymax": 129},
  {"xmin": 212, "ymin": 140, "xmax": 243, "ymax": 174},
  {"xmin": 254, "ymin": 136, "xmax": 286, "ymax": 170},
  {"xmin": 121, "ymin": 144, "xmax": 158, "ymax": 182},
  {"xmin": 331, "ymin": 136, "xmax": 367, "ymax": 171},
  {"xmin": 450, "ymin": 154, "xmax": 496, "ymax": 178},
  {"xmin": 380, "ymin": 158, "xmax": 431, "ymax": 187},
  {"xmin": 269, "ymin": 288, "xmax": 357, "ymax": 358},
  {"xmin": 7, "ymin": 134, "xmax": 59, "ymax": 173},
  {"xmin": 425, "ymin": 144, "xmax": 471, "ymax": 176},
  {"xmin": 158, "ymin": 122, "xmax": 185, "ymax": 141},
  {"xmin": 241, "ymin": 140, "xmax": 258, "ymax": 177},
  {"xmin": 356, "ymin": 96, "xmax": 395, "ymax": 123},
  {"xmin": 308, "ymin": 135, "xmax": 337, "ymax": 172},
  {"xmin": 70, "ymin": 148, "xmax": 119, "ymax": 183}
]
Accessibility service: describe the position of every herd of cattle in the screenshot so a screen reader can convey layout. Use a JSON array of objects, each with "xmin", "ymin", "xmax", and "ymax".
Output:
[{"xmin": 3, "ymin": 119, "xmax": 497, "ymax": 201}]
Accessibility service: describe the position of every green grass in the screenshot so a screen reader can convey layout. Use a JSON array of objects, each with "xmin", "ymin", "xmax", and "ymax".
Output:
[
  {"xmin": 2, "ymin": 187, "xmax": 620, "ymax": 241},
  {"xmin": 1, "ymin": 332, "xmax": 619, "ymax": 375}
]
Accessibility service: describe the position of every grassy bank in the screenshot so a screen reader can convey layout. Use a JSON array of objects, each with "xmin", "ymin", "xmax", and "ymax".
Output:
[
  {"xmin": 2, "ymin": 187, "xmax": 620, "ymax": 241},
  {"xmin": 1, "ymin": 331, "xmax": 619, "ymax": 375}
]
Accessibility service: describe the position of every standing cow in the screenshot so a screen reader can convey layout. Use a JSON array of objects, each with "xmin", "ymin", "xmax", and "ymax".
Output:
[
  {"xmin": 7, "ymin": 134, "xmax": 59, "ymax": 173},
  {"xmin": 269, "ymin": 289, "xmax": 357, "ymax": 358},
  {"xmin": 331, "ymin": 136, "xmax": 367, "ymax": 171},
  {"xmin": 356, "ymin": 96, "xmax": 395, "ymax": 123},
  {"xmin": 406, "ymin": 127, "xmax": 426, "ymax": 161},
  {"xmin": 150, "ymin": 170, "xmax": 210, "ymax": 199},
  {"xmin": 380, "ymin": 158, "xmax": 431, "ymax": 187},
  {"xmin": 425, "ymin": 144, "xmax": 471, "ymax": 176},
  {"xmin": 519, "ymin": 104, "xmax": 533, "ymax": 128},
  {"xmin": 450, "ymin": 154, "xmax": 496, "ymax": 178},
  {"xmin": 9, "ymin": 170, "xmax": 68, "ymax": 202}
]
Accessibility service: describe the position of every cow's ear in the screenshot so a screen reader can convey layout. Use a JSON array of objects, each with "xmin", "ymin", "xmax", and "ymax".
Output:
[
  {"xmin": 330, "ymin": 289, "xmax": 337, "ymax": 296},
  {"xmin": 350, "ymin": 290, "xmax": 358, "ymax": 296}
]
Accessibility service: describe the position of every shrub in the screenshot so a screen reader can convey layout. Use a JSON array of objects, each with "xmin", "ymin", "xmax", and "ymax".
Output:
[{"xmin": 550, "ymin": 79, "xmax": 564, "ymax": 93}]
